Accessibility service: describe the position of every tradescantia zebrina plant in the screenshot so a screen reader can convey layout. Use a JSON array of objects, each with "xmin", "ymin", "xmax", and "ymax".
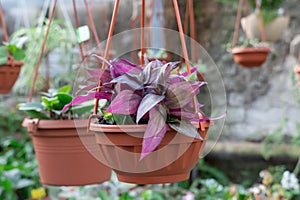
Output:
[{"xmin": 63, "ymin": 55, "xmax": 209, "ymax": 159}]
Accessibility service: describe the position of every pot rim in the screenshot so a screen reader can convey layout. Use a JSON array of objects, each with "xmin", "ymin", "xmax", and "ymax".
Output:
[
  {"xmin": 89, "ymin": 121, "xmax": 201, "ymax": 132},
  {"xmin": 0, "ymin": 61, "xmax": 24, "ymax": 67},
  {"xmin": 22, "ymin": 117, "xmax": 87, "ymax": 129},
  {"xmin": 231, "ymin": 47, "xmax": 271, "ymax": 55}
]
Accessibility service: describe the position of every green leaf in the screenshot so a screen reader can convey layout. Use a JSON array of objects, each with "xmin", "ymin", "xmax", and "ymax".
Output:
[
  {"xmin": 57, "ymin": 85, "xmax": 71, "ymax": 93},
  {"xmin": 70, "ymin": 99, "xmax": 94, "ymax": 115},
  {"xmin": 0, "ymin": 46, "xmax": 8, "ymax": 65},
  {"xmin": 23, "ymin": 110, "xmax": 50, "ymax": 119},
  {"xmin": 97, "ymin": 190, "xmax": 110, "ymax": 200},
  {"xmin": 17, "ymin": 102, "xmax": 44, "ymax": 112},
  {"xmin": 41, "ymin": 96, "xmax": 58, "ymax": 110},
  {"xmin": 8, "ymin": 44, "xmax": 25, "ymax": 61},
  {"xmin": 54, "ymin": 93, "xmax": 73, "ymax": 110}
]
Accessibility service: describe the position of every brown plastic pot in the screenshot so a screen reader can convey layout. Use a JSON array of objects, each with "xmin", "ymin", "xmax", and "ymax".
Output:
[
  {"xmin": 22, "ymin": 118, "xmax": 111, "ymax": 186},
  {"xmin": 231, "ymin": 47, "xmax": 270, "ymax": 67},
  {"xmin": 89, "ymin": 121, "xmax": 209, "ymax": 184},
  {"xmin": 0, "ymin": 61, "xmax": 23, "ymax": 94}
]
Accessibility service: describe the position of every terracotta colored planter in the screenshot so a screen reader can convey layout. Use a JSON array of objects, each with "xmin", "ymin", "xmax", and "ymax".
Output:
[
  {"xmin": 294, "ymin": 65, "xmax": 300, "ymax": 86},
  {"xmin": 231, "ymin": 47, "xmax": 270, "ymax": 67},
  {"xmin": 241, "ymin": 14, "xmax": 290, "ymax": 42},
  {"xmin": 89, "ymin": 121, "xmax": 209, "ymax": 184},
  {"xmin": 22, "ymin": 118, "xmax": 111, "ymax": 186},
  {"xmin": 0, "ymin": 61, "xmax": 23, "ymax": 94}
]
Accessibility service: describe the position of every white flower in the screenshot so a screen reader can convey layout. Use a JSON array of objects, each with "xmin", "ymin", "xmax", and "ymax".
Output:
[
  {"xmin": 281, "ymin": 171, "xmax": 299, "ymax": 191},
  {"xmin": 182, "ymin": 192, "xmax": 194, "ymax": 200}
]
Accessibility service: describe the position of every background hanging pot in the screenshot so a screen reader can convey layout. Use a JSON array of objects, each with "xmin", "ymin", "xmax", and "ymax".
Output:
[
  {"xmin": 241, "ymin": 13, "xmax": 289, "ymax": 42},
  {"xmin": 0, "ymin": 57, "xmax": 23, "ymax": 94},
  {"xmin": 22, "ymin": 118, "xmax": 111, "ymax": 186},
  {"xmin": 231, "ymin": 46, "xmax": 270, "ymax": 67},
  {"xmin": 90, "ymin": 122, "xmax": 209, "ymax": 184}
]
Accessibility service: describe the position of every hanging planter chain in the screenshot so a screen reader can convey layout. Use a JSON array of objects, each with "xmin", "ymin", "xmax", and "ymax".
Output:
[{"xmin": 232, "ymin": 0, "xmax": 266, "ymax": 48}]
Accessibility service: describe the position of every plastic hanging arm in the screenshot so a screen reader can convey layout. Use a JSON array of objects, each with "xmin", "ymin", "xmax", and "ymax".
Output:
[
  {"xmin": 72, "ymin": 0, "xmax": 85, "ymax": 62},
  {"xmin": 232, "ymin": 0, "xmax": 244, "ymax": 48},
  {"xmin": 173, "ymin": 0, "xmax": 198, "ymax": 114},
  {"xmin": 141, "ymin": 0, "xmax": 145, "ymax": 65},
  {"xmin": 93, "ymin": 0, "xmax": 120, "ymax": 115},
  {"xmin": 189, "ymin": 0, "xmax": 197, "ymax": 63},
  {"xmin": 0, "ymin": 2, "xmax": 9, "ymax": 43},
  {"xmin": 28, "ymin": 0, "xmax": 57, "ymax": 102},
  {"xmin": 255, "ymin": 0, "xmax": 266, "ymax": 42},
  {"xmin": 84, "ymin": 0, "xmax": 102, "ymax": 52}
]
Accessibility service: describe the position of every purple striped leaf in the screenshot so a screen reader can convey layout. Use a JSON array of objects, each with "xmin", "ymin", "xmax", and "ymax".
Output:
[
  {"xmin": 110, "ymin": 59, "xmax": 142, "ymax": 78},
  {"xmin": 62, "ymin": 92, "xmax": 112, "ymax": 113},
  {"xmin": 140, "ymin": 104, "xmax": 167, "ymax": 160},
  {"xmin": 136, "ymin": 94, "xmax": 165, "ymax": 123},
  {"xmin": 168, "ymin": 120, "xmax": 202, "ymax": 140},
  {"xmin": 106, "ymin": 90, "xmax": 142, "ymax": 115},
  {"xmin": 165, "ymin": 81, "xmax": 207, "ymax": 109}
]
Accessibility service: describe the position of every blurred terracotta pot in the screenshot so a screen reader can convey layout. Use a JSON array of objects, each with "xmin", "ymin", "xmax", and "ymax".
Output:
[
  {"xmin": 89, "ymin": 120, "xmax": 210, "ymax": 184},
  {"xmin": 241, "ymin": 13, "xmax": 290, "ymax": 42},
  {"xmin": 231, "ymin": 47, "xmax": 270, "ymax": 67},
  {"xmin": 0, "ymin": 60, "xmax": 23, "ymax": 94},
  {"xmin": 23, "ymin": 118, "xmax": 111, "ymax": 186}
]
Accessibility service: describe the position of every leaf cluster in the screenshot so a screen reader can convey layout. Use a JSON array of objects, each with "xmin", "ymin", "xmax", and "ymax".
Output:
[
  {"xmin": 18, "ymin": 85, "xmax": 95, "ymax": 120},
  {"xmin": 63, "ymin": 55, "xmax": 208, "ymax": 159}
]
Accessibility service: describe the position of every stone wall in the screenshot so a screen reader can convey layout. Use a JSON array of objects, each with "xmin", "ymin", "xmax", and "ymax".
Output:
[{"xmin": 165, "ymin": 0, "xmax": 300, "ymax": 141}]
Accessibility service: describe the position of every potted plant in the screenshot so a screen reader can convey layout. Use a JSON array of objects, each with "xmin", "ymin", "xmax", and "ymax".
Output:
[
  {"xmin": 241, "ymin": 0, "xmax": 289, "ymax": 42},
  {"xmin": 0, "ymin": 43, "xmax": 25, "ymax": 94},
  {"xmin": 62, "ymin": 55, "xmax": 211, "ymax": 184},
  {"xmin": 230, "ymin": 38, "xmax": 271, "ymax": 67},
  {"xmin": 18, "ymin": 85, "xmax": 111, "ymax": 186}
]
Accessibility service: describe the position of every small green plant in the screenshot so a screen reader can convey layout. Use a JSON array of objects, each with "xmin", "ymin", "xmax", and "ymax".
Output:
[
  {"xmin": 0, "ymin": 43, "xmax": 25, "ymax": 65},
  {"xmin": 10, "ymin": 19, "xmax": 77, "ymax": 94},
  {"xmin": 17, "ymin": 85, "xmax": 96, "ymax": 120}
]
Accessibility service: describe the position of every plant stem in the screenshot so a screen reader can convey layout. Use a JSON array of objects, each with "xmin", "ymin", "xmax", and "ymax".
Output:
[{"xmin": 293, "ymin": 156, "xmax": 300, "ymax": 176}]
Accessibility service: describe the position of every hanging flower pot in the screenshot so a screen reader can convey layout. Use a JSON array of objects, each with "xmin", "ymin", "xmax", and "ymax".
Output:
[
  {"xmin": 0, "ymin": 4, "xmax": 25, "ymax": 94},
  {"xmin": 90, "ymin": 121, "xmax": 209, "ymax": 184},
  {"xmin": 231, "ymin": 46, "xmax": 271, "ymax": 67},
  {"xmin": 22, "ymin": 118, "xmax": 111, "ymax": 186},
  {"xmin": 19, "ymin": 85, "xmax": 112, "ymax": 186},
  {"xmin": 0, "ymin": 58, "xmax": 23, "ymax": 94},
  {"xmin": 62, "ymin": 56, "xmax": 213, "ymax": 184},
  {"xmin": 230, "ymin": 0, "xmax": 271, "ymax": 68},
  {"xmin": 62, "ymin": 0, "xmax": 224, "ymax": 184}
]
